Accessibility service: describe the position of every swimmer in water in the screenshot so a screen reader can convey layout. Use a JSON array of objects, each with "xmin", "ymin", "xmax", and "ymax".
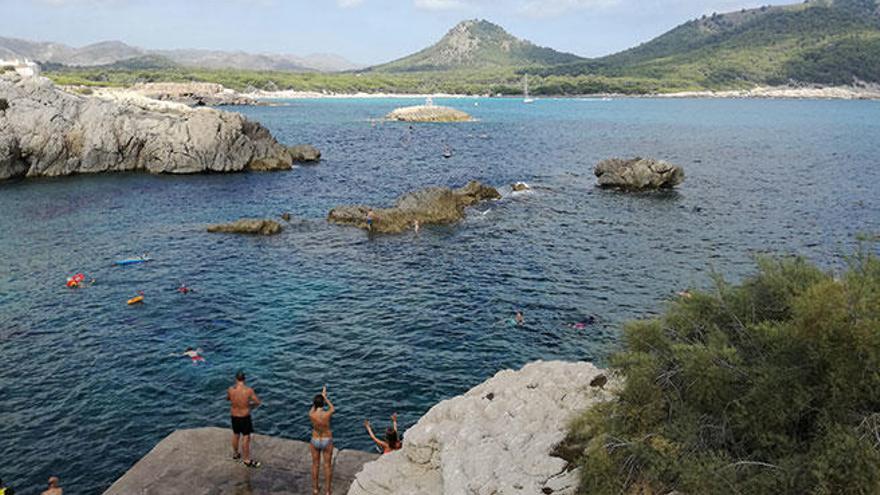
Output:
[
  {"xmin": 567, "ymin": 315, "xmax": 597, "ymax": 329},
  {"xmin": 178, "ymin": 283, "xmax": 193, "ymax": 294},
  {"xmin": 515, "ymin": 311, "xmax": 525, "ymax": 326},
  {"xmin": 181, "ymin": 347, "xmax": 206, "ymax": 364}
]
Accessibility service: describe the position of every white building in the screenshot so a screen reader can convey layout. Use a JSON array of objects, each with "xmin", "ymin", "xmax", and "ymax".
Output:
[{"xmin": 0, "ymin": 58, "xmax": 41, "ymax": 78}]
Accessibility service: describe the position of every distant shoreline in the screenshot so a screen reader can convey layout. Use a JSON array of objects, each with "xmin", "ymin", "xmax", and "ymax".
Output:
[{"xmin": 252, "ymin": 85, "xmax": 880, "ymax": 101}]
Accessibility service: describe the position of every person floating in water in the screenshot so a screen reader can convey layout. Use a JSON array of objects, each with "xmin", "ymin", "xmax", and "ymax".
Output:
[
  {"xmin": 364, "ymin": 412, "xmax": 402, "ymax": 454},
  {"xmin": 309, "ymin": 385, "xmax": 336, "ymax": 495},
  {"xmin": 180, "ymin": 347, "xmax": 205, "ymax": 364},
  {"xmin": 515, "ymin": 310, "xmax": 525, "ymax": 326},
  {"xmin": 227, "ymin": 371, "xmax": 262, "ymax": 468},
  {"xmin": 567, "ymin": 315, "xmax": 597, "ymax": 330},
  {"xmin": 366, "ymin": 210, "xmax": 376, "ymax": 232},
  {"xmin": 177, "ymin": 282, "xmax": 193, "ymax": 294},
  {"xmin": 0, "ymin": 476, "xmax": 15, "ymax": 495}
]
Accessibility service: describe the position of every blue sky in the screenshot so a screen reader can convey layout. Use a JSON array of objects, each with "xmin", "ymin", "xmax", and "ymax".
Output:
[{"xmin": 2, "ymin": 0, "xmax": 770, "ymax": 64}]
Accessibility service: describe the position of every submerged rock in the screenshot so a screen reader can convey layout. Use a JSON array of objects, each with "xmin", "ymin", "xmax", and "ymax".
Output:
[
  {"xmin": 594, "ymin": 157, "xmax": 684, "ymax": 190},
  {"xmin": 207, "ymin": 218, "xmax": 282, "ymax": 235},
  {"xmin": 328, "ymin": 180, "xmax": 500, "ymax": 234},
  {"xmin": 347, "ymin": 360, "xmax": 616, "ymax": 495},
  {"xmin": 386, "ymin": 105, "xmax": 473, "ymax": 123},
  {"xmin": 511, "ymin": 181, "xmax": 530, "ymax": 192},
  {"xmin": 0, "ymin": 73, "xmax": 291, "ymax": 181},
  {"xmin": 288, "ymin": 144, "xmax": 321, "ymax": 163}
]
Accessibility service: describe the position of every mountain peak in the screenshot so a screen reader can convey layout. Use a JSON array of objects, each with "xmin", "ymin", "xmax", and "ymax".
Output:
[{"xmin": 372, "ymin": 19, "xmax": 583, "ymax": 72}]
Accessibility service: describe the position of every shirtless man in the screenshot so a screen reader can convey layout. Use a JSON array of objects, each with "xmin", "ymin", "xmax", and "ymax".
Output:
[
  {"xmin": 40, "ymin": 476, "xmax": 61, "ymax": 495},
  {"xmin": 309, "ymin": 385, "xmax": 336, "ymax": 495},
  {"xmin": 227, "ymin": 371, "xmax": 261, "ymax": 467}
]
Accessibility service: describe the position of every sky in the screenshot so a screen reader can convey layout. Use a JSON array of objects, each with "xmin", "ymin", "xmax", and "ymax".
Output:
[{"xmin": 1, "ymin": 0, "xmax": 773, "ymax": 65}]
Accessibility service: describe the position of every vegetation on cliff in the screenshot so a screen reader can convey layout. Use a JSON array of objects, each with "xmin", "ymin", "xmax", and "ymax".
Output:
[{"xmin": 565, "ymin": 247, "xmax": 880, "ymax": 494}]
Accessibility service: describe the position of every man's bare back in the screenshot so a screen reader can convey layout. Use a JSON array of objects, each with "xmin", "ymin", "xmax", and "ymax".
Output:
[{"xmin": 228, "ymin": 383, "xmax": 258, "ymax": 417}]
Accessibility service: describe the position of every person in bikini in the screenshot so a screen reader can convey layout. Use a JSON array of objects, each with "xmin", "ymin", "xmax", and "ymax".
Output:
[
  {"xmin": 227, "ymin": 371, "xmax": 261, "ymax": 468},
  {"xmin": 309, "ymin": 385, "xmax": 335, "ymax": 495},
  {"xmin": 364, "ymin": 412, "xmax": 402, "ymax": 454}
]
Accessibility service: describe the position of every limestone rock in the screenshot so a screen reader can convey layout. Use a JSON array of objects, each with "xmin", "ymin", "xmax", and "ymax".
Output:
[
  {"xmin": 207, "ymin": 218, "xmax": 282, "ymax": 235},
  {"xmin": 386, "ymin": 105, "xmax": 472, "ymax": 123},
  {"xmin": 347, "ymin": 360, "xmax": 616, "ymax": 495},
  {"xmin": 328, "ymin": 180, "xmax": 500, "ymax": 234},
  {"xmin": 594, "ymin": 157, "xmax": 684, "ymax": 190},
  {"xmin": 0, "ymin": 73, "xmax": 291, "ymax": 181},
  {"xmin": 288, "ymin": 144, "xmax": 321, "ymax": 163},
  {"xmin": 110, "ymin": 82, "xmax": 260, "ymax": 106}
]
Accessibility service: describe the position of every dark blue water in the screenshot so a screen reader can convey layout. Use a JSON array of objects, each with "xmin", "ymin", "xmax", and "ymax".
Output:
[{"xmin": 1, "ymin": 97, "xmax": 878, "ymax": 493}]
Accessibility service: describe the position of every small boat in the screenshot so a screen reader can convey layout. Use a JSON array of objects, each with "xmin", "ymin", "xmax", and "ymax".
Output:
[
  {"xmin": 523, "ymin": 75, "xmax": 535, "ymax": 104},
  {"xmin": 127, "ymin": 295, "xmax": 144, "ymax": 305},
  {"xmin": 115, "ymin": 257, "xmax": 151, "ymax": 266}
]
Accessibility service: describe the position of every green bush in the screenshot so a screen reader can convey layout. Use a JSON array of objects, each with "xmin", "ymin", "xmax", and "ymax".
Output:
[{"xmin": 566, "ymin": 249, "xmax": 880, "ymax": 495}]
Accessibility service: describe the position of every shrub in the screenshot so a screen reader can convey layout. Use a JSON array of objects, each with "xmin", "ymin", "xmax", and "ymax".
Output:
[{"xmin": 566, "ymin": 248, "xmax": 880, "ymax": 495}]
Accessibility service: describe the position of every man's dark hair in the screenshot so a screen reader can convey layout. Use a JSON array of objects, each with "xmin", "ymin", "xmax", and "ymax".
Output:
[
  {"xmin": 236, "ymin": 371, "xmax": 246, "ymax": 382},
  {"xmin": 312, "ymin": 394, "xmax": 325, "ymax": 410}
]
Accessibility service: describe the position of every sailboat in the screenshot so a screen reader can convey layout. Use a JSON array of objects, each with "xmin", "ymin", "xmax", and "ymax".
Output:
[{"xmin": 523, "ymin": 75, "xmax": 535, "ymax": 104}]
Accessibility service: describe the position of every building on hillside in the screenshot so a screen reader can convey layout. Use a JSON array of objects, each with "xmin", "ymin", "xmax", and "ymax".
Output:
[{"xmin": 0, "ymin": 58, "xmax": 41, "ymax": 78}]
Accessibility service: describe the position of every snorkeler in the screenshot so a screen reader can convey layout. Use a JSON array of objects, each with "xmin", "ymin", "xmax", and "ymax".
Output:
[{"xmin": 515, "ymin": 311, "xmax": 525, "ymax": 326}]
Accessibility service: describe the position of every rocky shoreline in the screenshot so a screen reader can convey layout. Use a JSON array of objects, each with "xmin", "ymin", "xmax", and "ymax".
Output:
[
  {"xmin": 0, "ymin": 74, "xmax": 291, "ymax": 181},
  {"xmin": 348, "ymin": 360, "xmax": 614, "ymax": 495}
]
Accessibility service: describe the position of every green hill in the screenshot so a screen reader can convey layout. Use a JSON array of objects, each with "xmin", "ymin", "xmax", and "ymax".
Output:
[
  {"xmin": 370, "ymin": 19, "xmax": 584, "ymax": 72},
  {"xmin": 537, "ymin": 0, "xmax": 880, "ymax": 88}
]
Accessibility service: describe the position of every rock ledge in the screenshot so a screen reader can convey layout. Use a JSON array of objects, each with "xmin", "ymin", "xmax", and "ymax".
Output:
[{"xmin": 348, "ymin": 360, "xmax": 615, "ymax": 495}]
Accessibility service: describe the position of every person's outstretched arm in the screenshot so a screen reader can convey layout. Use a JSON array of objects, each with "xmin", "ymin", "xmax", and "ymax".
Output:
[
  {"xmin": 391, "ymin": 412, "xmax": 398, "ymax": 433},
  {"xmin": 322, "ymin": 385, "xmax": 335, "ymax": 415},
  {"xmin": 364, "ymin": 420, "xmax": 388, "ymax": 450}
]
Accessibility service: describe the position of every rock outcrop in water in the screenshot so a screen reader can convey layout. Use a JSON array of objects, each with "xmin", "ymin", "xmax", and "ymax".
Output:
[
  {"xmin": 348, "ymin": 361, "xmax": 615, "ymax": 495},
  {"xmin": 288, "ymin": 144, "xmax": 321, "ymax": 163},
  {"xmin": 0, "ymin": 73, "xmax": 292, "ymax": 181},
  {"xmin": 328, "ymin": 181, "xmax": 500, "ymax": 234},
  {"xmin": 206, "ymin": 219, "xmax": 282, "ymax": 235},
  {"xmin": 386, "ymin": 105, "xmax": 473, "ymax": 123},
  {"xmin": 594, "ymin": 157, "xmax": 684, "ymax": 190}
]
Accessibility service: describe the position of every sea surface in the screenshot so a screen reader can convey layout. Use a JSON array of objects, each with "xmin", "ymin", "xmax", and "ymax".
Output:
[{"xmin": 1, "ymin": 97, "xmax": 878, "ymax": 493}]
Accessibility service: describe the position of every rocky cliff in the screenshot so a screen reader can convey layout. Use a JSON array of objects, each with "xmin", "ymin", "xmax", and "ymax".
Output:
[
  {"xmin": 348, "ymin": 361, "xmax": 615, "ymax": 495},
  {"xmin": 0, "ymin": 73, "xmax": 291, "ymax": 181}
]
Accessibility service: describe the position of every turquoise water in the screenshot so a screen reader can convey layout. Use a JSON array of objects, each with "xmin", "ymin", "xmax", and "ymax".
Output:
[{"xmin": 0, "ymin": 97, "xmax": 878, "ymax": 493}]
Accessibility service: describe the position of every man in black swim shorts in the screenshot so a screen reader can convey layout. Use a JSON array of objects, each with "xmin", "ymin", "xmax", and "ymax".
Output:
[{"xmin": 227, "ymin": 371, "xmax": 262, "ymax": 467}]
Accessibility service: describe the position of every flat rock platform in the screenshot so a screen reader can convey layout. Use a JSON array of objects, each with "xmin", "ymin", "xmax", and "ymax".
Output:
[{"xmin": 104, "ymin": 427, "xmax": 379, "ymax": 495}]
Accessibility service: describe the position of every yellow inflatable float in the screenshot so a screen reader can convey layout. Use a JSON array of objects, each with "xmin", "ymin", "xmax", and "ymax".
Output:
[{"xmin": 127, "ymin": 294, "xmax": 144, "ymax": 305}]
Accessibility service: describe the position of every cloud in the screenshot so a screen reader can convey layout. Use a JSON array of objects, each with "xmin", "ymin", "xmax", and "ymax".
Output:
[
  {"xmin": 517, "ymin": 0, "xmax": 620, "ymax": 17},
  {"xmin": 337, "ymin": 0, "xmax": 364, "ymax": 7},
  {"xmin": 413, "ymin": 0, "xmax": 467, "ymax": 10}
]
